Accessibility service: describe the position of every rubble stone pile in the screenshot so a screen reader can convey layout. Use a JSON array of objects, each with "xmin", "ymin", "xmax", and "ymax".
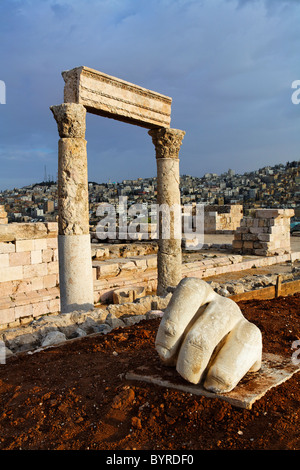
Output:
[{"xmin": 233, "ymin": 209, "xmax": 294, "ymax": 256}]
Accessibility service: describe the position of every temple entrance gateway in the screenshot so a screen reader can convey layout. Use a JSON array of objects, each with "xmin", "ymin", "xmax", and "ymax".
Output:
[{"xmin": 51, "ymin": 66, "xmax": 185, "ymax": 313}]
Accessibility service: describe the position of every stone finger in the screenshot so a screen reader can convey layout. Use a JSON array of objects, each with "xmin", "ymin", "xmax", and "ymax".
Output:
[
  {"xmin": 176, "ymin": 297, "xmax": 243, "ymax": 384},
  {"xmin": 204, "ymin": 318, "xmax": 262, "ymax": 393},
  {"xmin": 155, "ymin": 277, "xmax": 217, "ymax": 365}
]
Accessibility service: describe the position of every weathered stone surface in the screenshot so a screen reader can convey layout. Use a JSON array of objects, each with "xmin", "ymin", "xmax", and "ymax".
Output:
[
  {"xmin": 149, "ymin": 128, "xmax": 185, "ymax": 159},
  {"xmin": 5, "ymin": 331, "xmax": 40, "ymax": 352},
  {"xmin": 62, "ymin": 66, "xmax": 172, "ymax": 129},
  {"xmin": 105, "ymin": 312, "xmax": 126, "ymax": 329},
  {"xmin": 113, "ymin": 286, "xmax": 146, "ymax": 304},
  {"xmin": 0, "ymin": 223, "xmax": 50, "ymax": 242},
  {"xmin": 204, "ymin": 205, "xmax": 243, "ymax": 234},
  {"xmin": 41, "ymin": 330, "xmax": 66, "ymax": 348},
  {"xmin": 126, "ymin": 352, "xmax": 300, "ymax": 410},
  {"xmin": 233, "ymin": 208, "xmax": 294, "ymax": 256},
  {"xmin": 57, "ymin": 138, "xmax": 89, "ymax": 236},
  {"xmin": 107, "ymin": 293, "xmax": 172, "ymax": 318},
  {"xmin": 149, "ymin": 128, "xmax": 185, "ymax": 295},
  {"xmin": 50, "ymin": 103, "xmax": 86, "ymax": 138}
]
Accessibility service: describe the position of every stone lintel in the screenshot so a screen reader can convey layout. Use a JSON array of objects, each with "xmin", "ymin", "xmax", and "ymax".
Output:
[{"xmin": 62, "ymin": 66, "xmax": 172, "ymax": 129}]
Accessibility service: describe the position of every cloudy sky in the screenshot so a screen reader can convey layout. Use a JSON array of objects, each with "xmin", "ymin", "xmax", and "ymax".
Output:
[{"xmin": 0, "ymin": 0, "xmax": 300, "ymax": 190}]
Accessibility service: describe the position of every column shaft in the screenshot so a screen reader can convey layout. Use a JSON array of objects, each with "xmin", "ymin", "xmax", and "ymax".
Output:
[
  {"xmin": 149, "ymin": 127, "xmax": 185, "ymax": 295},
  {"xmin": 51, "ymin": 103, "xmax": 94, "ymax": 313}
]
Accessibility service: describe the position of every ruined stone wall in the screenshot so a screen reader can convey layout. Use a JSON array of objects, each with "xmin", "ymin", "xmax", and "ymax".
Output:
[
  {"xmin": 0, "ymin": 214, "xmax": 299, "ymax": 328},
  {"xmin": 204, "ymin": 205, "xmax": 243, "ymax": 234},
  {"xmin": 0, "ymin": 223, "xmax": 59, "ymax": 327},
  {"xmin": 232, "ymin": 209, "xmax": 294, "ymax": 256}
]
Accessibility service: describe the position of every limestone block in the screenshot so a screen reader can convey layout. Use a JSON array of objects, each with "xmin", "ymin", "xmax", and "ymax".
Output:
[
  {"xmin": 242, "ymin": 233, "xmax": 256, "ymax": 241},
  {"xmin": 47, "ymin": 238, "xmax": 58, "ymax": 249},
  {"xmin": 94, "ymin": 260, "xmax": 120, "ymax": 278},
  {"xmin": 255, "ymin": 209, "xmax": 281, "ymax": 218},
  {"xmin": 23, "ymin": 263, "xmax": 48, "ymax": 279},
  {"xmin": 0, "ymin": 242, "xmax": 15, "ymax": 254},
  {"xmin": 130, "ymin": 257, "xmax": 148, "ymax": 270},
  {"xmin": 47, "ymin": 261, "xmax": 59, "ymax": 275},
  {"xmin": 257, "ymin": 233, "xmax": 272, "ymax": 242},
  {"xmin": 0, "ymin": 223, "xmax": 48, "ymax": 242},
  {"xmin": 29, "ymin": 277, "xmax": 45, "ymax": 291},
  {"xmin": 145, "ymin": 255, "xmax": 157, "ymax": 269},
  {"xmin": 31, "ymin": 250, "xmax": 42, "ymax": 265},
  {"xmin": 0, "ymin": 266, "xmax": 23, "ymax": 283},
  {"xmin": 45, "ymin": 222, "xmax": 58, "ymax": 234},
  {"xmin": 94, "ymin": 247, "xmax": 109, "ymax": 259},
  {"xmin": 0, "ymin": 308, "xmax": 15, "ymax": 325},
  {"xmin": 32, "ymin": 301, "xmax": 50, "ymax": 317},
  {"xmin": 0, "ymin": 281, "xmax": 14, "ymax": 297},
  {"xmin": 62, "ymin": 66, "xmax": 172, "ymax": 129},
  {"xmin": 33, "ymin": 239, "xmax": 48, "ymax": 251},
  {"xmin": 249, "ymin": 227, "xmax": 263, "ymax": 234},
  {"xmin": 42, "ymin": 249, "xmax": 54, "ymax": 263},
  {"xmin": 9, "ymin": 251, "xmax": 31, "ymax": 267},
  {"xmin": 43, "ymin": 274, "xmax": 58, "ymax": 289},
  {"xmin": 117, "ymin": 259, "xmax": 136, "ymax": 272},
  {"xmin": 14, "ymin": 303, "xmax": 34, "ymax": 319},
  {"xmin": 113, "ymin": 286, "xmax": 146, "ymax": 304},
  {"xmin": 232, "ymin": 240, "xmax": 243, "ymax": 250},
  {"xmin": 0, "ymin": 253, "xmax": 9, "ymax": 268},
  {"xmin": 113, "ymin": 288, "xmax": 134, "ymax": 304},
  {"xmin": 15, "ymin": 240, "xmax": 34, "ymax": 253},
  {"xmin": 236, "ymin": 226, "xmax": 248, "ymax": 234}
]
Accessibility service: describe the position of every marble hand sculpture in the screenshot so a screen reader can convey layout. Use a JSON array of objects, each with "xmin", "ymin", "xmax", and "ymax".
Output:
[{"xmin": 155, "ymin": 277, "xmax": 262, "ymax": 393}]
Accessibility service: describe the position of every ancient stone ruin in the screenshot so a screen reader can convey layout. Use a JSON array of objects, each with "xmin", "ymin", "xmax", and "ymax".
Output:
[
  {"xmin": 50, "ymin": 66, "xmax": 185, "ymax": 313},
  {"xmin": 233, "ymin": 208, "xmax": 294, "ymax": 256}
]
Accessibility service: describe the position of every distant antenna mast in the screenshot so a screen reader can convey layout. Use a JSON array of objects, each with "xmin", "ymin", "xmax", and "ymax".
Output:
[{"xmin": 44, "ymin": 165, "xmax": 47, "ymax": 182}]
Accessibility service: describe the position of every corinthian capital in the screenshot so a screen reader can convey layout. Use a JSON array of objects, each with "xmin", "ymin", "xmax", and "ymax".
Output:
[
  {"xmin": 50, "ymin": 103, "xmax": 86, "ymax": 139},
  {"xmin": 149, "ymin": 128, "xmax": 185, "ymax": 159}
]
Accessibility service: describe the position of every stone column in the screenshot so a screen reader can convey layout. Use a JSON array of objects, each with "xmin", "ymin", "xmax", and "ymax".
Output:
[
  {"xmin": 149, "ymin": 127, "xmax": 185, "ymax": 295},
  {"xmin": 50, "ymin": 103, "xmax": 94, "ymax": 313}
]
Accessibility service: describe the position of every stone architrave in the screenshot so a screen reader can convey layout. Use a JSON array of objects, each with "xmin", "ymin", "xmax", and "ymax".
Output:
[
  {"xmin": 50, "ymin": 103, "xmax": 94, "ymax": 314},
  {"xmin": 62, "ymin": 66, "xmax": 172, "ymax": 129},
  {"xmin": 149, "ymin": 128, "xmax": 186, "ymax": 295}
]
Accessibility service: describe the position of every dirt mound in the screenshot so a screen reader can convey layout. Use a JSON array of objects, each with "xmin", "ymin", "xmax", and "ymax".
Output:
[{"xmin": 0, "ymin": 294, "xmax": 299, "ymax": 450}]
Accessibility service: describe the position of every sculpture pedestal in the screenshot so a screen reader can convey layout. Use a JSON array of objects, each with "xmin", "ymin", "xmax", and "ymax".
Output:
[{"xmin": 126, "ymin": 352, "xmax": 300, "ymax": 410}]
